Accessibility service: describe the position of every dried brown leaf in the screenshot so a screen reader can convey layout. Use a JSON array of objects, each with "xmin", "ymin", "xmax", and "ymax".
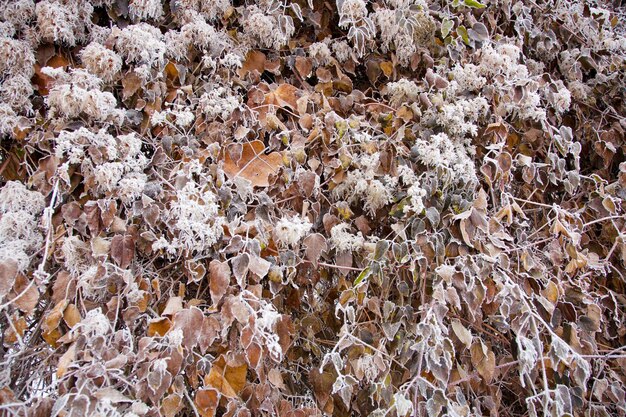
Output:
[
  {"xmin": 110, "ymin": 234, "xmax": 135, "ymax": 269},
  {"xmin": 303, "ymin": 233, "xmax": 327, "ymax": 266},
  {"xmin": 0, "ymin": 259, "xmax": 17, "ymax": 299},
  {"xmin": 56, "ymin": 342, "xmax": 76, "ymax": 379},
  {"xmin": 209, "ymin": 260, "xmax": 231, "ymax": 305},
  {"xmin": 223, "ymin": 141, "xmax": 282, "ymax": 187}
]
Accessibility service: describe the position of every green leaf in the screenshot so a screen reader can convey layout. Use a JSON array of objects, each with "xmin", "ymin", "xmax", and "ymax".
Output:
[
  {"xmin": 392, "ymin": 242, "xmax": 410, "ymax": 264},
  {"xmin": 464, "ymin": 0, "xmax": 486, "ymax": 8},
  {"xmin": 373, "ymin": 240, "xmax": 389, "ymax": 261},
  {"xmin": 441, "ymin": 18, "xmax": 454, "ymax": 39},
  {"xmin": 353, "ymin": 267, "xmax": 372, "ymax": 286},
  {"xmin": 457, "ymin": 25, "xmax": 470, "ymax": 45}
]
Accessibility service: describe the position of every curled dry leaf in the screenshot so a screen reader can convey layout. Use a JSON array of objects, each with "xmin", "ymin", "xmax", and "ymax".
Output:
[
  {"xmin": 451, "ymin": 319, "xmax": 473, "ymax": 349},
  {"xmin": 63, "ymin": 304, "xmax": 81, "ymax": 328}
]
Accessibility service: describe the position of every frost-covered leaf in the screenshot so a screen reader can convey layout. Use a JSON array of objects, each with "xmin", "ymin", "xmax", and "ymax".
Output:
[
  {"xmin": 441, "ymin": 18, "xmax": 454, "ymax": 39},
  {"xmin": 223, "ymin": 141, "xmax": 282, "ymax": 188},
  {"xmin": 209, "ymin": 260, "xmax": 230, "ymax": 305},
  {"xmin": 451, "ymin": 319, "xmax": 473, "ymax": 349},
  {"xmin": 110, "ymin": 234, "xmax": 135, "ymax": 269},
  {"xmin": 470, "ymin": 341, "xmax": 496, "ymax": 382}
]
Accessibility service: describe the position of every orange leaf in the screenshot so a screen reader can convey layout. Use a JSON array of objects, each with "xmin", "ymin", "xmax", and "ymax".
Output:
[
  {"xmin": 222, "ymin": 140, "xmax": 282, "ymax": 187},
  {"xmin": 380, "ymin": 61, "xmax": 394, "ymax": 77},
  {"xmin": 63, "ymin": 304, "xmax": 81, "ymax": 328},
  {"xmin": 195, "ymin": 388, "xmax": 219, "ymax": 417},
  {"xmin": 273, "ymin": 84, "xmax": 300, "ymax": 110},
  {"xmin": 238, "ymin": 50, "xmax": 266, "ymax": 78},
  {"xmin": 204, "ymin": 355, "xmax": 247, "ymax": 398},
  {"xmin": 3, "ymin": 315, "xmax": 26, "ymax": 344},
  {"xmin": 147, "ymin": 317, "xmax": 172, "ymax": 337}
]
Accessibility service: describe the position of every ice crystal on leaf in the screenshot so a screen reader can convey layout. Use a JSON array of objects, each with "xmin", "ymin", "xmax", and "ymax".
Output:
[
  {"xmin": 80, "ymin": 42, "xmax": 123, "ymax": 82},
  {"xmin": 128, "ymin": 0, "xmax": 164, "ymax": 21},
  {"xmin": 330, "ymin": 223, "xmax": 365, "ymax": 252},
  {"xmin": 412, "ymin": 133, "xmax": 477, "ymax": 184},
  {"xmin": 44, "ymin": 68, "xmax": 124, "ymax": 124},
  {"xmin": 243, "ymin": 6, "xmax": 294, "ymax": 50},
  {"xmin": 0, "ymin": 182, "xmax": 45, "ymax": 272},
  {"xmin": 333, "ymin": 153, "xmax": 395, "ymax": 216},
  {"xmin": 274, "ymin": 215, "xmax": 313, "ymax": 247},
  {"xmin": 165, "ymin": 181, "xmax": 225, "ymax": 254},
  {"xmin": 0, "ymin": 0, "xmax": 624, "ymax": 415},
  {"xmin": 35, "ymin": 0, "xmax": 93, "ymax": 46},
  {"xmin": 199, "ymin": 86, "xmax": 241, "ymax": 121},
  {"xmin": 114, "ymin": 23, "xmax": 166, "ymax": 67}
]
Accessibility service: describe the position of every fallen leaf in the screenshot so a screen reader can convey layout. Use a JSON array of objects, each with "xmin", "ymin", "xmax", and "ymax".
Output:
[
  {"xmin": 3, "ymin": 315, "xmax": 27, "ymax": 344},
  {"xmin": 222, "ymin": 141, "xmax": 282, "ymax": 187},
  {"xmin": 205, "ymin": 355, "xmax": 247, "ymax": 398},
  {"xmin": 230, "ymin": 253, "xmax": 249, "ymax": 287},
  {"xmin": 195, "ymin": 388, "xmax": 219, "ymax": 417},
  {"xmin": 248, "ymin": 255, "xmax": 271, "ymax": 278},
  {"xmin": 273, "ymin": 84, "xmax": 300, "ymax": 111},
  {"xmin": 172, "ymin": 308, "xmax": 204, "ymax": 348},
  {"xmin": 380, "ymin": 61, "xmax": 393, "ymax": 77},
  {"xmin": 110, "ymin": 234, "xmax": 135, "ymax": 269},
  {"xmin": 451, "ymin": 319, "xmax": 473, "ymax": 349},
  {"xmin": 162, "ymin": 394, "xmax": 183, "ymax": 417},
  {"xmin": 10, "ymin": 274, "xmax": 39, "ymax": 315},
  {"xmin": 0, "ymin": 259, "xmax": 18, "ymax": 299},
  {"xmin": 147, "ymin": 317, "xmax": 172, "ymax": 337},
  {"xmin": 63, "ymin": 304, "xmax": 81, "ymax": 328},
  {"xmin": 56, "ymin": 342, "xmax": 76, "ymax": 379},
  {"xmin": 268, "ymin": 368, "xmax": 286, "ymax": 390},
  {"xmin": 470, "ymin": 341, "xmax": 496, "ymax": 382},
  {"xmin": 162, "ymin": 296, "xmax": 183, "ymax": 316},
  {"xmin": 303, "ymin": 233, "xmax": 327, "ymax": 266},
  {"xmin": 295, "ymin": 56, "xmax": 313, "ymax": 78},
  {"xmin": 209, "ymin": 260, "xmax": 230, "ymax": 305},
  {"xmin": 238, "ymin": 50, "xmax": 266, "ymax": 78}
]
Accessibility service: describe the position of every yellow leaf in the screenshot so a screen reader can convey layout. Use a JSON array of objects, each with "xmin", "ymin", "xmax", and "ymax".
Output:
[
  {"xmin": 380, "ymin": 61, "xmax": 394, "ymax": 77},
  {"xmin": 542, "ymin": 281, "xmax": 559, "ymax": 304}
]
